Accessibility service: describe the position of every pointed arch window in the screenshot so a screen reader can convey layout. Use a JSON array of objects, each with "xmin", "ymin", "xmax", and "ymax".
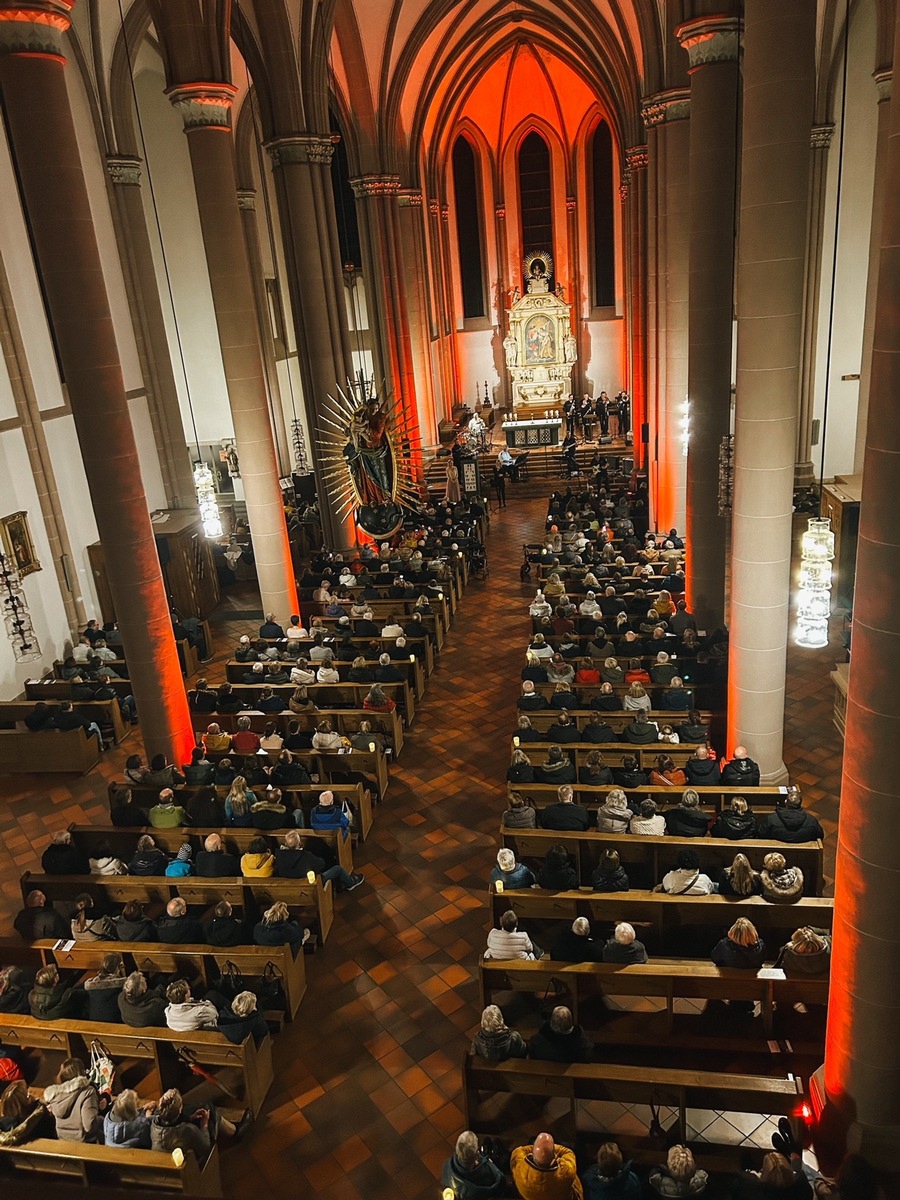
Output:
[
  {"xmin": 591, "ymin": 120, "xmax": 615, "ymax": 307},
  {"xmin": 452, "ymin": 136, "xmax": 485, "ymax": 319},
  {"xmin": 518, "ymin": 131, "xmax": 553, "ymax": 256}
]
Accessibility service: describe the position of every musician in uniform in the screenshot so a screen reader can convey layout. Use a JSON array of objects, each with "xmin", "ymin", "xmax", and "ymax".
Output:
[
  {"xmin": 562, "ymin": 396, "xmax": 575, "ymax": 437},
  {"xmin": 581, "ymin": 394, "xmax": 594, "ymax": 442},
  {"xmin": 597, "ymin": 392, "xmax": 610, "ymax": 438}
]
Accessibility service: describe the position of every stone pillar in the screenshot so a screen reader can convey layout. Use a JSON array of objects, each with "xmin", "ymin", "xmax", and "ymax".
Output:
[
  {"xmin": 105, "ymin": 154, "xmax": 196, "ymax": 509},
  {"xmin": 624, "ymin": 146, "xmax": 648, "ymax": 470},
  {"xmin": 677, "ymin": 16, "xmax": 742, "ymax": 630},
  {"xmin": 853, "ymin": 70, "xmax": 893, "ymax": 473},
  {"xmin": 727, "ymin": 0, "xmax": 816, "ymax": 784},
  {"xmin": 0, "ymin": 0, "xmax": 193, "ymax": 762},
  {"xmin": 166, "ymin": 85, "xmax": 298, "ymax": 615},
  {"xmin": 645, "ymin": 121, "xmax": 664, "ymax": 521},
  {"xmin": 824, "ymin": 2, "xmax": 900, "ymax": 1168},
  {"xmin": 643, "ymin": 90, "xmax": 691, "ymax": 534},
  {"xmin": 796, "ymin": 124, "xmax": 835, "ymax": 483},
  {"xmin": 265, "ymin": 134, "xmax": 356, "ymax": 550},
  {"xmin": 397, "ymin": 188, "xmax": 439, "ymax": 446}
]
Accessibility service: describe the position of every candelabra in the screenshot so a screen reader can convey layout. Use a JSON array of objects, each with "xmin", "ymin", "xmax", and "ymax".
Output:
[
  {"xmin": 0, "ymin": 552, "xmax": 41, "ymax": 661},
  {"xmin": 291, "ymin": 418, "xmax": 310, "ymax": 475},
  {"xmin": 193, "ymin": 462, "xmax": 223, "ymax": 538},
  {"xmin": 795, "ymin": 517, "xmax": 835, "ymax": 649}
]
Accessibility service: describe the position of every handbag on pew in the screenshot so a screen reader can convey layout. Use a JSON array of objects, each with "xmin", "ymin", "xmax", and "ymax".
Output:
[
  {"xmin": 215, "ymin": 961, "xmax": 246, "ymax": 1002},
  {"xmin": 254, "ymin": 961, "xmax": 286, "ymax": 1011},
  {"xmin": 87, "ymin": 1039, "xmax": 116, "ymax": 1098},
  {"xmin": 538, "ymin": 976, "xmax": 571, "ymax": 1022}
]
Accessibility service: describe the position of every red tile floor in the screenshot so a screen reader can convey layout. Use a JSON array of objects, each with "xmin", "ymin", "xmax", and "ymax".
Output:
[{"xmin": 0, "ymin": 495, "xmax": 844, "ymax": 1197}]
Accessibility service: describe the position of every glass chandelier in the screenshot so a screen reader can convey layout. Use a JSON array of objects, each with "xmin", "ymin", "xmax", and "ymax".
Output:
[
  {"xmin": 795, "ymin": 517, "xmax": 834, "ymax": 649},
  {"xmin": 193, "ymin": 462, "xmax": 223, "ymax": 538}
]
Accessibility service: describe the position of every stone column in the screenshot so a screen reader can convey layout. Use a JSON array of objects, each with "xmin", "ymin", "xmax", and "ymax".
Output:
[
  {"xmin": 643, "ymin": 91, "xmax": 691, "ymax": 535},
  {"xmin": 824, "ymin": 3, "xmax": 900, "ymax": 1167},
  {"xmin": 624, "ymin": 146, "xmax": 648, "ymax": 470},
  {"xmin": 727, "ymin": 0, "xmax": 816, "ymax": 784},
  {"xmin": 105, "ymin": 154, "xmax": 196, "ymax": 509},
  {"xmin": 0, "ymin": 0, "xmax": 193, "ymax": 762},
  {"xmin": 166, "ymin": 85, "xmax": 298, "ymax": 614},
  {"xmin": 853, "ymin": 70, "xmax": 893, "ymax": 472},
  {"xmin": 265, "ymin": 135, "xmax": 356, "ymax": 550},
  {"xmin": 397, "ymin": 188, "xmax": 439, "ymax": 446},
  {"xmin": 796, "ymin": 123, "xmax": 835, "ymax": 483},
  {"xmin": 677, "ymin": 16, "xmax": 742, "ymax": 630}
]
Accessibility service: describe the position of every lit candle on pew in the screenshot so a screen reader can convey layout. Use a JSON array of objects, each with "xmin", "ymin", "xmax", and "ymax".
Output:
[{"xmin": 306, "ymin": 871, "xmax": 316, "ymax": 884}]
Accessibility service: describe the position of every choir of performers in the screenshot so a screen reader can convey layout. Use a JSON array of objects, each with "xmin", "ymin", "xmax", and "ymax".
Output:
[{"xmin": 561, "ymin": 390, "xmax": 630, "ymax": 443}]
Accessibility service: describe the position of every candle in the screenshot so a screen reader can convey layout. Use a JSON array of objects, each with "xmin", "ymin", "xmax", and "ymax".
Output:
[{"xmin": 306, "ymin": 871, "xmax": 317, "ymax": 884}]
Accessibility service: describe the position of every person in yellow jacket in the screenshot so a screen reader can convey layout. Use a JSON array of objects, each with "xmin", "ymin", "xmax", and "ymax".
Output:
[
  {"xmin": 240, "ymin": 837, "xmax": 275, "ymax": 877},
  {"xmin": 511, "ymin": 1132, "xmax": 584, "ymax": 1200}
]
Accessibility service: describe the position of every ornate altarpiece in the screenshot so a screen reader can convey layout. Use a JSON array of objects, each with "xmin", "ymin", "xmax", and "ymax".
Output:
[{"xmin": 503, "ymin": 251, "xmax": 576, "ymax": 410}]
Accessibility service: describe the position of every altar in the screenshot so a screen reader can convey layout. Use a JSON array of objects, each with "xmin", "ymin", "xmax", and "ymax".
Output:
[
  {"xmin": 501, "ymin": 417, "xmax": 562, "ymax": 448},
  {"xmin": 504, "ymin": 250, "xmax": 576, "ymax": 412}
]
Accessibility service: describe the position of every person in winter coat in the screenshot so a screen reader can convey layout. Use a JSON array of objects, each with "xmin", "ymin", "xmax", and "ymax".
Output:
[
  {"xmin": 118, "ymin": 971, "xmax": 167, "ymax": 1027},
  {"xmin": 157, "ymin": 897, "xmax": 204, "ymax": 944},
  {"xmin": 217, "ymin": 991, "xmax": 269, "ymax": 1047},
  {"xmin": 629, "ymin": 798, "xmax": 666, "ymax": 837},
  {"xmin": 711, "ymin": 796, "xmax": 758, "ymax": 841},
  {"xmin": 29, "ymin": 965, "xmax": 77, "ymax": 1020},
  {"xmin": 530, "ymin": 1005, "xmax": 593, "ymax": 1063},
  {"xmin": 70, "ymin": 894, "xmax": 116, "ymax": 943},
  {"xmin": 0, "ymin": 966, "xmax": 31, "ymax": 1014},
  {"xmin": 551, "ymin": 917, "xmax": 605, "ymax": 962},
  {"xmin": 83, "ymin": 953, "xmax": 126, "ymax": 1022},
  {"xmin": 537, "ymin": 745, "xmax": 577, "ymax": 786},
  {"xmin": 541, "ymin": 784, "xmax": 590, "ymax": 831},
  {"xmin": 649, "ymin": 754, "xmax": 687, "ymax": 787},
  {"xmin": 253, "ymin": 901, "xmax": 308, "ymax": 951},
  {"xmin": 43, "ymin": 1058, "xmax": 101, "ymax": 1142},
  {"xmin": 165, "ymin": 979, "xmax": 218, "ymax": 1031},
  {"xmin": 103, "ymin": 1088, "xmax": 153, "ymax": 1149},
  {"xmin": 484, "ymin": 909, "xmax": 538, "ymax": 961},
  {"xmin": 684, "ymin": 747, "xmax": 721, "ymax": 786},
  {"xmin": 507, "ymin": 748, "xmax": 535, "ymax": 785},
  {"xmin": 592, "ymin": 849, "xmax": 630, "ymax": 892},
  {"xmin": 114, "ymin": 900, "xmax": 157, "ymax": 942},
  {"xmin": 128, "ymin": 834, "xmax": 168, "ymax": 876},
  {"xmin": 729, "ymin": 1151, "xmax": 812, "ymax": 1199},
  {"xmin": 203, "ymin": 901, "xmax": 252, "ymax": 948},
  {"xmin": 579, "ymin": 751, "xmax": 614, "ymax": 786},
  {"xmin": 440, "ymin": 1129, "xmax": 505, "ymax": 1199},
  {"xmin": 490, "ymin": 848, "xmax": 536, "ymax": 890},
  {"xmin": 471, "ymin": 1005, "xmax": 527, "ymax": 1062},
  {"xmin": 774, "ymin": 927, "xmax": 832, "ymax": 978},
  {"xmin": 649, "ymin": 1144, "xmax": 708, "ymax": 1196},
  {"xmin": 240, "ymin": 837, "xmax": 275, "ymax": 877},
  {"xmin": 0, "ymin": 1080, "xmax": 53, "ymax": 1142},
  {"xmin": 13, "ymin": 891, "xmax": 69, "ymax": 941},
  {"xmin": 150, "ymin": 1087, "xmax": 246, "ymax": 1160},
  {"xmin": 583, "ymin": 713, "xmax": 618, "ymax": 744},
  {"xmin": 582, "ymin": 1142, "xmax": 642, "ymax": 1200},
  {"xmin": 595, "ymin": 789, "xmax": 631, "ymax": 835},
  {"xmin": 717, "ymin": 853, "xmax": 762, "ymax": 898},
  {"xmin": 602, "ymin": 922, "xmax": 648, "ymax": 964},
  {"xmin": 664, "ymin": 790, "xmax": 711, "ymax": 838},
  {"xmin": 759, "ymin": 852, "xmax": 804, "ymax": 902},
  {"xmin": 758, "ymin": 790, "xmax": 824, "ymax": 844},
  {"xmin": 511, "ymin": 1132, "xmax": 584, "ymax": 1200},
  {"xmin": 502, "ymin": 793, "xmax": 537, "ymax": 829},
  {"xmin": 164, "ymin": 844, "xmax": 193, "ymax": 878},
  {"xmin": 41, "ymin": 830, "xmax": 90, "ymax": 875},
  {"xmin": 538, "ymin": 844, "xmax": 579, "ymax": 891},
  {"xmin": 720, "ymin": 746, "xmax": 761, "ymax": 787},
  {"xmin": 711, "ymin": 918, "xmax": 766, "ymax": 969},
  {"xmin": 148, "ymin": 788, "xmax": 189, "ymax": 829}
]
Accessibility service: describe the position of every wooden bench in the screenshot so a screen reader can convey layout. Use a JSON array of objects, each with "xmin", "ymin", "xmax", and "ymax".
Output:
[
  {"xmin": 515, "ymin": 709, "xmax": 712, "ymax": 729},
  {"xmin": 489, "ymin": 889, "xmax": 834, "ymax": 953},
  {"xmin": 223, "ymin": 655, "xmax": 423, "ymax": 701},
  {"xmin": 20, "ymin": 871, "xmax": 335, "ymax": 945},
  {"xmin": 0, "ymin": 697, "xmax": 128, "ymax": 747},
  {"xmin": 509, "ymin": 782, "xmax": 792, "ymax": 814},
  {"xmin": 203, "ymin": 701, "xmax": 406, "ymax": 753},
  {"xmin": 0, "ymin": 725, "xmax": 101, "ymax": 776},
  {"xmin": 500, "ymin": 827, "xmax": 825, "ymax": 896},
  {"xmin": 254, "ymin": 635, "xmax": 434, "ymax": 681},
  {"xmin": 0, "ymin": 1139, "xmax": 221, "ymax": 1195},
  {"xmin": 478, "ymin": 956, "xmax": 828, "ymax": 1040},
  {"xmin": 511, "ymin": 742, "xmax": 705, "ymax": 770}
]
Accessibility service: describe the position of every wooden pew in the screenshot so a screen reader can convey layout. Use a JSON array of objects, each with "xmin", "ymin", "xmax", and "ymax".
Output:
[
  {"xmin": 253, "ymin": 637, "xmax": 432, "ymax": 687},
  {"xmin": 0, "ymin": 697, "xmax": 128, "ymax": 746},
  {"xmin": 511, "ymin": 742, "xmax": 704, "ymax": 770},
  {"xmin": 223, "ymin": 655, "xmax": 422, "ymax": 704},
  {"xmin": 0, "ymin": 725, "xmax": 100, "ymax": 776},
  {"xmin": 20, "ymin": 871, "xmax": 335, "ymax": 946},
  {"xmin": 500, "ymin": 827, "xmax": 825, "ymax": 896},
  {"xmin": 508, "ymin": 782, "xmax": 791, "ymax": 815},
  {"xmin": 0, "ymin": 1140, "xmax": 222, "ymax": 1195},
  {"xmin": 478, "ymin": 957, "xmax": 828, "ymax": 1040},
  {"xmin": 204, "ymin": 703, "xmax": 405, "ymax": 755}
]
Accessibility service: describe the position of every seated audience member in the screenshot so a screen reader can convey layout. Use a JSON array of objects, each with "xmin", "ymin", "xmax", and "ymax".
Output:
[
  {"xmin": 215, "ymin": 684, "xmax": 243, "ymax": 714},
  {"xmin": 188, "ymin": 680, "xmax": 217, "ymax": 714},
  {"xmin": 621, "ymin": 712, "xmax": 658, "ymax": 744},
  {"xmin": 14, "ymin": 890, "xmax": 68, "ymax": 941},
  {"xmin": 441, "ymin": 1129, "xmax": 505, "ymax": 1199},
  {"xmin": 538, "ymin": 843, "xmax": 578, "ymax": 891},
  {"xmin": 678, "ymin": 708, "xmax": 709, "ymax": 744},
  {"xmin": 118, "ymin": 969, "xmax": 168, "ymax": 1027},
  {"xmin": 103, "ymin": 1088, "xmax": 153, "ymax": 1149},
  {"xmin": 43, "ymin": 1058, "xmax": 101, "ymax": 1143},
  {"xmin": 595, "ymin": 788, "xmax": 631, "ymax": 834},
  {"xmin": 684, "ymin": 745, "xmax": 721, "ymax": 786},
  {"xmin": 196, "ymin": 833, "xmax": 240, "ymax": 878},
  {"xmin": 590, "ymin": 681, "xmax": 621, "ymax": 712},
  {"xmin": 71, "ymin": 893, "xmax": 115, "ymax": 942},
  {"xmin": 203, "ymin": 900, "xmax": 251, "ymax": 947},
  {"xmin": 309, "ymin": 790, "xmax": 352, "ymax": 836},
  {"xmin": 83, "ymin": 952, "xmax": 126, "ymax": 1022},
  {"xmin": 623, "ymin": 682, "xmax": 651, "ymax": 714},
  {"xmin": 551, "ymin": 916, "xmax": 604, "ymax": 962},
  {"xmin": 225, "ymin": 776, "xmax": 256, "ymax": 826},
  {"xmin": 164, "ymin": 843, "xmax": 193, "ymax": 878},
  {"xmin": 214, "ymin": 757, "xmax": 238, "ymax": 787},
  {"xmin": 759, "ymin": 852, "xmax": 804, "ymax": 902},
  {"xmin": 530, "ymin": 1005, "xmax": 593, "ymax": 1064},
  {"xmin": 144, "ymin": 754, "xmax": 186, "ymax": 788},
  {"xmin": 109, "ymin": 786, "xmax": 149, "ymax": 828},
  {"xmin": 517, "ymin": 680, "xmax": 548, "ymax": 711},
  {"xmin": 547, "ymin": 711, "xmax": 579, "ymax": 744},
  {"xmin": 711, "ymin": 795, "xmax": 757, "ymax": 841},
  {"xmin": 649, "ymin": 1144, "xmax": 709, "ymax": 1197},
  {"xmin": 664, "ymin": 789, "xmax": 711, "ymax": 838},
  {"xmin": 41, "ymin": 830, "xmax": 89, "ymax": 876},
  {"xmin": 217, "ymin": 990, "xmax": 269, "ymax": 1047},
  {"xmin": 658, "ymin": 848, "xmax": 716, "ymax": 895},
  {"xmin": 115, "ymin": 899, "xmax": 157, "ymax": 941},
  {"xmin": 541, "ymin": 784, "xmax": 590, "ymax": 831},
  {"xmin": 250, "ymin": 789, "xmax": 288, "ymax": 829},
  {"xmin": 512, "ymin": 1133, "xmax": 581, "ymax": 1200},
  {"xmin": 311, "ymin": 719, "xmax": 343, "ymax": 751},
  {"xmin": 471, "ymin": 1006, "xmax": 527, "ymax": 1062},
  {"xmin": 630, "ymin": 798, "xmax": 666, "ymax": 836},
  {"xmin": 613, "ymin": 754, "xmax": 648, "ymax": 788},
  {"xmin": 185, "ymin": 785, "xmax": 225, "ymax": 826},
  {"xmin": 0, "ymin": 1079, "xmax": 53, "ymax": 1142},
  {"xmin": 650, "ymin": 753, "xmax": 687, "ymax": 787},
  {"xmin": 582, "ymin": 712, "xmax": 618, "ymax": 744},
  {"xmin": 758, "ymin": 788, "xmax": 824, "ymax": 843},
  {"xmin": 165, "ymin": 978, "xmax": 218, "ymax": 1031},
  {"xmin": 150, "ymin": 1087, "xmax": 247, "ymax": 1157},
  {"xmin": 149, "ymin": 789, "xmax": 189, "ymax": 829},
  {"xmin": 0, "ymin": 965, "xmax": 31, "ymax": 1014},
  {"xmin": 658, "ymin": 723, "xmax": 680, "ymax": 744},
  {"xmin": 711, "ymin": 917, "xmax": 766, "ymax": 969},
  {"xmin": 157, "ymin": 897, "xmax": 204, "ymax": 944},
  {"xmin": 128, "ymin": 833, "xmax": 168, "ymax": 876},
  {"xmin": 514, "ymin": 715, "xmax": 542, "ymax": 745},
  {"xmin": 24, "ymin": 701, "xmax": 53, "ymax": 732},
  {"xmin": 575, "ymin": 657, "xmax": 601, "ymax": 686},
  {"xmin": 490, "ymin": 848, "xmax": 535, "ymax": 890},
  {"xmin": 660, "ymin": 677, "xmax": 693, "ymax": 711},
  {"xmin": 253, "ymin": 901, "xmax": 309, "ymax": 950},
  {"xmin": 274, "ymin": 829, "xmax": 363, "ymax": 892},
  {"xmin": 729, "ymin": 1150, "xmax": 812, "ymax": 1199},
  {"xmin": 271, "ymin": 749, "xmax": 311, "ymax": 786},
  {"xmin": 717, "ymin": 853, "xmax": 762, "ymax": 898},
  {"xmin": 580, "ymin": 750, "xmax": 614, "ymax": 786},
  {"xmin": 484, "ymin": 909, "xmax": 538, "ymax": 961},
  {"xmin": 522, "ymin": 651, "xmax": 549, "ymax": 686},
  {"xmin": 548, "ymin": 685, "xmax": 578, "ymax": 716},
  {"xmin": 774, "ymin": 926, "xmax": 832, "ymax": 978},
  {"xmin": 537, "ymin": 745, "xmax": 577, "ymax": 786},
  {"xmin": 592, "ymin": 848, "xmax": 630, "ymax": 892},
  {"xmin": 649, "ymin": 652, "xmax": 677, "ymax": 687},
  {"xmin": 602, "ymin": 922, "xmax": 648, "ymax": 964},
  {"xmin": 241, "ymin": 836, "xmax": 275, "ymax": 877},
  {"xmin": 182, "ymin": 746, "xmax": 215, "ymax": 787},
  {"xmin": 528, "ymin": 632, "xmax": 554, "ymax": 661},
  {"xmin": 547, "ymin": 653, "xmax": 576, "ymax": 687},
  {"xmin": 230, "ymin": 717, "xmax": 261, "ymax": 756},
  {"xmin": 721, "ymin": 745, "xmax": 761, "ymax": 787},
  {"xmin": 582, "ymin": 1141, "xmax": 642, "ymax": 1200},
  {"xmin": 601, "ymin": 656, "xmax": 624, "ymax": 684},
  {"xmin": 29, "ymin": 964, "xmax": 77, "ymax": 1020},
  {"xmin": 502, "ymin": 792, "xmax": 537, "ymax": 829}
]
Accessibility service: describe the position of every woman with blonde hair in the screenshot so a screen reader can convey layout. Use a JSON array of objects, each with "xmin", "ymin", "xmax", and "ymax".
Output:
[
  {"xmin": 253, "ymin": 900, "xmax": 308, "ymax": 950},
  {"xmin": 760, "ymin": 852, "xmax": 804, "ymax": 903},
  {"xmin": 507, "ymin": 747, "xmax": 534, "ymax": 785},
  {"xmin": 103, "ymin": 1088, "xmax": 153, "ymax": 1148},
  {"xmin": 649, "ymin": 1143, "xmax": 708, "ymax": 1196},
  {"xmin": 711, "ymin": 917, "xmax": 766, "ymax": 970},
  {"xmin": 0, "ymin": 1079, "xmax": 51, "ymax": 1143},
  {"xmin": 471, "ymin": 1004, "xmax": 527, "ymax": 1062},
  {"xmin": 711, "ymin": 795, "xmax": 757, "ymax": 841},
  {"xmin": 653, "ymin": 589, "xmax": 677, "ymax": 620},
  {"xmin": 224, "ymin": 776, "xmax": 255, "ymax": 826},
  {"xmin": 601, "ymin": 656, "xmax": 624, "ymax": 684},
  {"xmin": 718, "ymin": 853, "xmax": 761, "ymax": 898},
  {"xmin": 623, "ymin": 683, "xmax": 651, "ymax": 714},
  {"xmin": 774, "ymin": 926, "xmax": 831, "ymax": 978},
  {"xmin": 575, "ymin": 656, "xmax": 600, "ymax": 686}
]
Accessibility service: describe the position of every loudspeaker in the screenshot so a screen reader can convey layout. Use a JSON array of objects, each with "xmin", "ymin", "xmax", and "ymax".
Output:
[
  {"xmin": 641, "ymin": 422, "xmax": 650, "ymax": 444},
  {"xmin": 293, "ymin": 473, "xmax": 318, "ymax": 503},
  {"xmin": 599, "ymin": 435, "xmax": 613, "ymax": 445}
]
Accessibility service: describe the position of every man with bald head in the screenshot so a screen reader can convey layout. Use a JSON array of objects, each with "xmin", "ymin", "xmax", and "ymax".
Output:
[
  {"xmin": 511, "ymin": 1130, "xmax": 583, "ymax": 1199},
  {"xmin": 720, "ymin": 745, "xmax": 761, "ymax": 787}
]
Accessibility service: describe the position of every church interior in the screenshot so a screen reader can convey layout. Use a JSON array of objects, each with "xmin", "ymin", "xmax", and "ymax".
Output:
[{"xmin": 0, "ymin": 0, "xmax": 896, "ymax": 1196}]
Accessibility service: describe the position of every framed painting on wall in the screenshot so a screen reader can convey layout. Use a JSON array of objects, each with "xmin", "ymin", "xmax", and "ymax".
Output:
[{"xmin": 1, "ymin": 511, "xmax": 41, "ymax": 577}]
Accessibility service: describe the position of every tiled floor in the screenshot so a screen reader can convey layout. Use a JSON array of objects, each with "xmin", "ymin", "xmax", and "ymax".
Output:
[{"xmin": 0, "ymin": 495, "xmax": 845, "ymax": 1196}]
